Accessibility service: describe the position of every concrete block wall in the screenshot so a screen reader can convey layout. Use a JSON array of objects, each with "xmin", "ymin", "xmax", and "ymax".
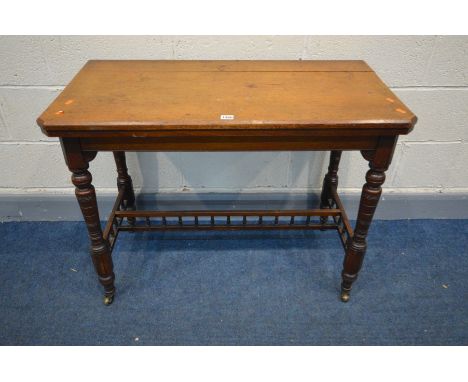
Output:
[{"xmin": 0, "ymin": 36, "xmax": 467, "ymax": 198}]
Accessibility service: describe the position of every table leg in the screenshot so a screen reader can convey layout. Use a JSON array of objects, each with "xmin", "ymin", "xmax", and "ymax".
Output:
[
  {"xmin": 320, "ymin": 150, "xmax": 342, "ymax": 217},
  {"xmin": 113, "ymin": 151, "xmax": 136, "ymax": 225},
  {"xmin": 340, "ymin": 137, "xmax": 397, "ymax": 302},
  {"xmin": 61, "ymin": 138, "xmax": 115, "ymax": 305}
]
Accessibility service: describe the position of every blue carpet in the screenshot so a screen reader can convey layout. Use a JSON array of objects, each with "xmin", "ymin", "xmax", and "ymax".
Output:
[{"xmin": 0, "ymin": 220, "xmax": 466, "ymax": 345}]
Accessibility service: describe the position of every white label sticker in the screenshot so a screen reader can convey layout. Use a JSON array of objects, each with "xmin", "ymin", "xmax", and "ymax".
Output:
[{"xmin": 220, "ymin": 114, "xmax": 234, "ymax": 120}]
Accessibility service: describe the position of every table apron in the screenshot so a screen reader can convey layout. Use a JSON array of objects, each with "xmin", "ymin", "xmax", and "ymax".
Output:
[{"xmin": 79, "ymin": 135, "xmax": 379, "ymax": 151}]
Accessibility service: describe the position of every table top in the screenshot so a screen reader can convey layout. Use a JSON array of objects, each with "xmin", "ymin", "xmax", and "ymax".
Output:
[{"xmin": 37, "ymin": 60, "xmax": 416, "ymax": 137}]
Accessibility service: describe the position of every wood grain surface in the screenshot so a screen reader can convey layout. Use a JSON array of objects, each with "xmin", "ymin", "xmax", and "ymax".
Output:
[{"xmin": 37, "ymin": 60, "xmax": 416, "ymax": 136}]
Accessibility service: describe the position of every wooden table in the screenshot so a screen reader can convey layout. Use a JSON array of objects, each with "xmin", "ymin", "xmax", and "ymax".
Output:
[{"xmin": 37, "ymin": 60, "xmax": 417, "ymax": 305}]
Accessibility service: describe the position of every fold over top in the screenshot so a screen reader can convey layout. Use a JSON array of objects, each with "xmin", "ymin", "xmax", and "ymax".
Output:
[{"xmin": 37, "ymin": 60, "xmax": 416, "ymax": 136}]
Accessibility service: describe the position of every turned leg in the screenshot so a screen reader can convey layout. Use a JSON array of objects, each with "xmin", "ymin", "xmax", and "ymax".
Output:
[
  {"xmin": 61, "ymin": 139, "xmax": 115, "ymax": 305},
  {"xmin": 340, "ymin": 137, "xmax": 397, "ymax": 302},
  {"xmin": 320, "ymin": 150, "xmax": 342, "ymax": 224},
  {"xmin": 113, "ymin": 151, "xmax": 136, "ymax": 225}
]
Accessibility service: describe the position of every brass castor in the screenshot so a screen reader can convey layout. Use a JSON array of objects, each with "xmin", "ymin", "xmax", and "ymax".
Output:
[
  {"xmin": 103, "ymin": 294, "xmax": 114, "ymax": 306},
  {"xmin": 340, "ymin": 291, "xmax": 350, "ymax": 303}
]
